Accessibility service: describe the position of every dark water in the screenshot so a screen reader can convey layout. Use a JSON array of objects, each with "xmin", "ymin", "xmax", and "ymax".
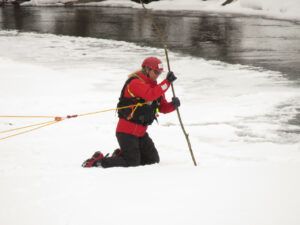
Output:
[{"xmin": 1, "ymin": 6, "xmax": 300, "ymax": 80}]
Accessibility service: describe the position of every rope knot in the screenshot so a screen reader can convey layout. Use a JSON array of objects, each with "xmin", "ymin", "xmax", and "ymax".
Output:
[{"xmin": 54, "ymin": 117, "xmax": 63, "ymax": 122}]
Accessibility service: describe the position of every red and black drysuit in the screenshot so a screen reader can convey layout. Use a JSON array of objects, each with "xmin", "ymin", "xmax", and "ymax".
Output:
[{"xmin": 100, "ymin": 71, "xmax": 175, "ymax": 168}]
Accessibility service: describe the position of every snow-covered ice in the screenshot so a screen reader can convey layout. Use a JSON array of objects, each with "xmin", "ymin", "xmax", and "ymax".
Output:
[
  {"xmin": 1, "ymin": 28, "xmax": 300, "ymax": 225},
  {"xmin": 1, "ymin": 1, "xmax": 300, "ymax": 225},
  {"xmin": 2, "ymin": 0, "xmax": 300, "ymax": 221}
]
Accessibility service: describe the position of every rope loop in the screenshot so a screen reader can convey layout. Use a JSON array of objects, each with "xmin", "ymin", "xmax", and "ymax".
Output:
[{"xmin": 127, "ymin": 102, "xmax": 144, "ymax": 120}]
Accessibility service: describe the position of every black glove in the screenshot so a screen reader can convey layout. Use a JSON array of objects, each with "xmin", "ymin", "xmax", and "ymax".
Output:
[
  {"xmin": 166, "ymin": 71, "xmax": 177, "ymax": 83},
  {"xmin": 172, "ymin": 97, "xmax": 180, "ymax": 108}
]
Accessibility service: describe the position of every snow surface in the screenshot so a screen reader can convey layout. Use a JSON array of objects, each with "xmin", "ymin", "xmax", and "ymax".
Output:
[
  {"xmin": 1, "ymin": 28, "xmax": 300, "ymax": 225},
  {"xmin": 23, "ymin": 0, "xmax": 300, "ymax": 22}
]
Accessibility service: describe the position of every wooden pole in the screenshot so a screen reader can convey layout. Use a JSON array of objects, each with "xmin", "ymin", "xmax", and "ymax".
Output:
[{"xmin": 140, "ymin": 0, "xmax": 197, "ymax": 166}]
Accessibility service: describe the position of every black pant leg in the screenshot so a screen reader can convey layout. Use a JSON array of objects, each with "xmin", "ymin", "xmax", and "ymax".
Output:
[
  {"xmin": 100, "ymin": 155, "xmax": 127, "ymax": 168},
  {"xmin": 101, "ymin": 132, "xmax": 141, "ymax": 168},
  {"xmin": 139, "ymin": 133, "xmax": 160, "ymax": 165},
  {"xmin": 118, "ymin": 132, "xmax": 141, "ymax": 167}
]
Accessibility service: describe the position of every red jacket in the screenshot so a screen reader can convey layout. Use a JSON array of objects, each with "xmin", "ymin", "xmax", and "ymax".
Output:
[{"xmin": 116, "ymin": 71, "xmax": 175, "ymax": 137}]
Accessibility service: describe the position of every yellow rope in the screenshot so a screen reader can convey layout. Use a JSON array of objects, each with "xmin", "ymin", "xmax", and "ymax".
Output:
[
  {"xmin": 0, "ymin": 120, "xmax": 59, "ymax": 141},
  {"xmin": 0, "ymin": 115, "xmax": 55, "ymax": 119},
  {"xmin": 0, "ymin": 103, "xmax": 146, "ymax": 142},
  {"xmin": 0, "ymin": 120, "xmax": 57, "ymax": 134},
  {"xmin": 127, "ymin": 102, "xmax": 144, "ymax": 120},
  {"xmin": 77, "ymin": 103, "xmax": 147, "ymax": 117}
]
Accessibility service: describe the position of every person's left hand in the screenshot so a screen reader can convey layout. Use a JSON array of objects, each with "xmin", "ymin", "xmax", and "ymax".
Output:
[
  {"xmin": 172, "ymin": 97, "xmax": 181, "ymax": 108},
  {"xmin": 166, "ymin": 71, "xmax": 177, "ymax": 83}
]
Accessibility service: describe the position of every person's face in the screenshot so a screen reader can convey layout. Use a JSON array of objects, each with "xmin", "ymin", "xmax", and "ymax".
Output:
[{"xmin": 149, "ymin": 69, "xmax": 162, "ymax": 81}]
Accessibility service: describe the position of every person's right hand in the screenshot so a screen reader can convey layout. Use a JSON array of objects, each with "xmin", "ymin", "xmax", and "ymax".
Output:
[{"xmin": 172, "ymin": 97, "xmax": 181, "ymax": 108}]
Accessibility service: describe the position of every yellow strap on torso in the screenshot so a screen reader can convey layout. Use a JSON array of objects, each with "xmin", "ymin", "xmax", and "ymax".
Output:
[{"xmin": 126, "ymin": 72, "xmax": 146, "ymax": 98}]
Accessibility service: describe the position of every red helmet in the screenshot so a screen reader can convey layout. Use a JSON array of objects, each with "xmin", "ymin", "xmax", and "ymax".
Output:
[{"xmin": 142, "ymin": 57, "xmax": 163, "ymax": 72}]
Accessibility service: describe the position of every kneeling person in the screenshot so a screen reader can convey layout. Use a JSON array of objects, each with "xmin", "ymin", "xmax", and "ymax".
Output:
[{"xmin": 82, "ymin": 56, "xmax": 180, "ymax": 168}]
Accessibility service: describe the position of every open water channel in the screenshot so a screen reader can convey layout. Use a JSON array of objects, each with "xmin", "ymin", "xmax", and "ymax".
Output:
[{"xmin": 1, "ymin": 6, "xmax": 300, "ymax": 81}]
